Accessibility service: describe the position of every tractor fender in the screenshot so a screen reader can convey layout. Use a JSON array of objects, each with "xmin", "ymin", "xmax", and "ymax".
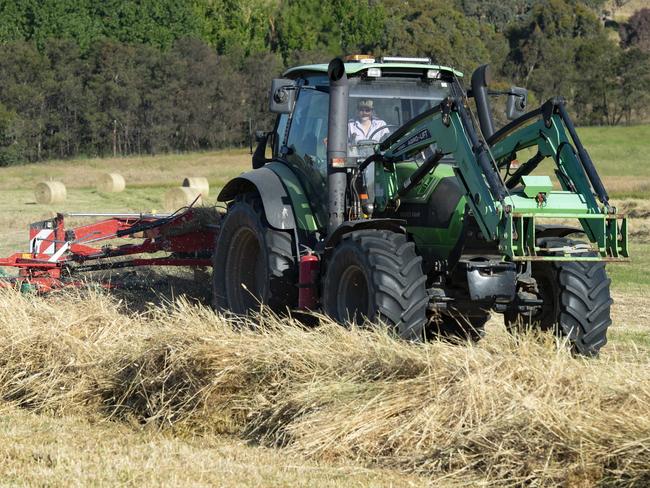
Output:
[
  {"xmin": 217, "ymin": 167, "xmax": 296, "ymax": 231},
  {"xmin": 321, "ymin": 218, "xmax": 407, "ymax": 256}
]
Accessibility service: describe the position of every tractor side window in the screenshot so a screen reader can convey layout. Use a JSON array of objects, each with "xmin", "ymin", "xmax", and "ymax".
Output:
[
  {"xmin": 283, "ymin": 87, "xmax": 329, "ymax": 221},
  {"xmin": 285, "ymin": 88, "xmax": 329, "ymax": 178}
]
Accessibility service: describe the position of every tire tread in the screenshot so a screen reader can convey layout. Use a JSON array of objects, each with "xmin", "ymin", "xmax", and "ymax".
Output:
[{"xmin": 323, "ymin": 229, "xmax": 427, "ymax": 340}]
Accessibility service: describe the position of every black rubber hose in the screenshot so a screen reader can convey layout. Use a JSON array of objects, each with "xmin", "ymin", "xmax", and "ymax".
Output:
[
  {"xmin": 456, "ymin": 99, "xmax": 506, "ymax": 202},
  {"xmin": 505, "ymin": 151, "xmax": 544, "ymax": 189},
  {"xmin": 358, "ymin": 153, "xmax": 382, "ymax": 173},
  {"xmin": 397, "ymin": 150, "xmax": 444, "ymax": 197},
  {"xmin": 556, "ymin": 102, "xmax": 609, "ymax": 206}
]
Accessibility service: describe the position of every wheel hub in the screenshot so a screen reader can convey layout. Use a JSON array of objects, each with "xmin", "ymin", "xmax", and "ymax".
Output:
[{"xmin": 337, "ymin": 265, "xmax": 369, "ymax": 324}]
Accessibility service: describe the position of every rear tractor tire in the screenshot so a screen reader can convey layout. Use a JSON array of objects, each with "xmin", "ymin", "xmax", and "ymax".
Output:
[
  {"xmin": 322, "ymin": 230, "xmax": 428, "ymax": 341},
  {"xmin": 504, "ymin": 238, "xmax": 612, "ymax": 356},
  {"xmin": 212, "ymin": 193, "xmax": 297, "ymax": 315}
]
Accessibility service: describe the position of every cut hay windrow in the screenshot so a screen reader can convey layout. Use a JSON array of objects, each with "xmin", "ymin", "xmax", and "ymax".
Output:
[{"xmin": 0, "ymin": 288, "xmax": 647, "ymax": 486}]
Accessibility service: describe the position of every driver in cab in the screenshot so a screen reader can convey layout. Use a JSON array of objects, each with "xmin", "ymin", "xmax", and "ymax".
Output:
[{"xmin": 348, "ymin": 99, "xmax": 389, "ymax": 144}]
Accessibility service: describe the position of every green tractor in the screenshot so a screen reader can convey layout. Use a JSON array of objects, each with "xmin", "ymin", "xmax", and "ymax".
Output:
[{"xmin": 212, "ymin": 56, "xmax": 628, "ymax": 355}]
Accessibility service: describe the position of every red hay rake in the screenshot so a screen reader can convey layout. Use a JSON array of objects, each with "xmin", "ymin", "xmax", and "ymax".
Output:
[{"xmin": 0, "ymin": 206, "xmax": 219, "ymax": 293}]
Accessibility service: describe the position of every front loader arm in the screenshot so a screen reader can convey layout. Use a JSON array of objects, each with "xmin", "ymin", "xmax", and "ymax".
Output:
[
  {"xmin": 488, "ymin": 103, "xmax": 600, "ymax": 244},
  {"xmin": 485, "ymin": 98, "xmax": 627, "ymax": 259},
  {"xmin": 489, "ymin": 98, "xmax": 610, "ymax": 208},
  {"xmin": 376, "ymin": 97, "xmax": 506, "ymax": 242},
  {"xmin": 369, "ymin": 96, "xmax": 628, "ymax": 261}
]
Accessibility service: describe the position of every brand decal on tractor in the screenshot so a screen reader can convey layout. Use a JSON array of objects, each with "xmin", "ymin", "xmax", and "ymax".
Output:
[{"xmin": 394, "ymin": 128, "xmax": 432, "ymax": 154}]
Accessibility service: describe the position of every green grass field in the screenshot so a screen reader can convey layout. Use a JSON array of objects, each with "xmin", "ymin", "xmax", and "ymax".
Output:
[
  {"xmin": 579, "ymin": 125, "xmax": 650, "ymax": 176},
  {"xmin": 579, "ymin": 125, "xmax": 650, "ymax": 198},
  {"xmin": 526, "ymin": 125, "xmax": 650, "ymax": 198},
  {"xmin": 609, "ymin": 243, "xmax": 650, "ymax": 290}
]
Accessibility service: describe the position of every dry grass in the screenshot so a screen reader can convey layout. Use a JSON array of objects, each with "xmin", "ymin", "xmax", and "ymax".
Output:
[
  {"xmin": 617, "ymin": 200, "xmax": 650, "ymax": 220},
  {"xmin": 601, "ymin": 177, "xmax": 650, "ymax": 200},
  {"xmin": 606, "ymin": 0, "xmax": 647, "ymax": 20},
  {"xmin": 0, "ymin": 404, "xmax": 420, "ymax": 487},
  {"xmin": 614, "ymin": 199, "xmax": 650, "ymax": 243},
  {"xmin": 0, "ymin": 288, "xmax": 647, "ymax": 486}
]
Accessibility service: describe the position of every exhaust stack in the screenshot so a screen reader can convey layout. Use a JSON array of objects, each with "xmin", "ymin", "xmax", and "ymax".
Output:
[
  {"xmin": 471, "ymin": 64, "xmax": 495, "ymax": 139},
  {"xmin": 326, "ymin": 58, "xmax": 349, "ymax": 233}
]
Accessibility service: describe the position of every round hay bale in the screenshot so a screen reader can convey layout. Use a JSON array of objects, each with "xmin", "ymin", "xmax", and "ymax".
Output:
[
  {"xmin": 164, "ymin": 187, "xmax": 202, "ymax": 211},
  {"xmin": 182, "ymin": 177, "xmax": 209, "ymax": 197},
  {"xmin": 97, "ymin": 173, "xmax": 125, "ymax": 193},
  {"xmin": 34, "ymin": 181, "xmax": 66, "ymax": 205}
]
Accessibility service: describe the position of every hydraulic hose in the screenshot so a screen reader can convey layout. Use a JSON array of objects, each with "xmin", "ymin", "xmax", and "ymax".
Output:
[
  {"xmin": 456, "ymin": 100, "xmax": 506, "ymax": 203},
  {"xmin": 556, "ymin": 102, "xmax": 610, "ymax": 207}
]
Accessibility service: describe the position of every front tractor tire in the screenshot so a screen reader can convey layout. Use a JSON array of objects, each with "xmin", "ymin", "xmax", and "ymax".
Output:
[
  {"xmin": 322, "ymin": 230, "xmax": 428, "ymax": 341},
  {"xmin": 212, "ymin": 193, "xmax": 297, "ymax": 315},
  {"xmin": 505, "ymin": 238, "xmax": 613, "ymax": 356}
]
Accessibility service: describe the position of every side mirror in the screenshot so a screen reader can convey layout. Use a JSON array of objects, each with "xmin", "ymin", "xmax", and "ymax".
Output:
[
  {"xmin": 269, "ymin": 78, "xmax": 296, "ymax": 114},
  {"xmin": 506, "ymin": 86, "xmax": 528, "ymax": 120},
  {"xmin": 255, "ymin": 130, "xmax": 268, "ymax": 143}
]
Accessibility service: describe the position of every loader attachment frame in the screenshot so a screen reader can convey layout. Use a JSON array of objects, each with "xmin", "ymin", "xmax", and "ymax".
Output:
[{"xmin": 368, "ymin": 95, "xmax": 628, "ymax": 261}]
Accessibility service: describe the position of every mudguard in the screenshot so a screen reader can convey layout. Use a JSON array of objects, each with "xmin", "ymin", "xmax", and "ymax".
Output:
[
  {"xmin": 320, "ymin": 218, "xmax": 406, "ymax": 255},
  {"xmin": 217, "ymin": 163, "xmax": 320, "ymax": 233},
  {"xmin": 217, "ymin": 166, "xmax": 295, "ymax": 230}
]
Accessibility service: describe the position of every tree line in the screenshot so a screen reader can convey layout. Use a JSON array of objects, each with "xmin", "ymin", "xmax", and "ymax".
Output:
[{"xmin": 0, "ymin": 0, "xmax": 648, "ymax": 164}]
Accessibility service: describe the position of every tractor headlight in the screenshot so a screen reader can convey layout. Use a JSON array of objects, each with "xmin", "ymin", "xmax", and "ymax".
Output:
[{"xmin": 366, "ymin": 67, "xmax": 381, "ymax": 78}]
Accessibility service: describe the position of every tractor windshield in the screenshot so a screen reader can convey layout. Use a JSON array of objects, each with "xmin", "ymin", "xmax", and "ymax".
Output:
[
  {"xmin": 347, "ymin": 78, "xmax": 451, "ymax": 157},
  {"xmin": 349, "ymin": 78, "xmax": 450, "ymax": 127}
]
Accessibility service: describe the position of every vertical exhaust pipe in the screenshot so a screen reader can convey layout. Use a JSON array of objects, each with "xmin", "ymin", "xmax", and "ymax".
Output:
[
  {"xmin": 471, "ymin": 64, "xmax": 495, "ymax": 139},
  {"xmin": 326, "ymin": 58, "xmax": 349, "ymax": 233}
]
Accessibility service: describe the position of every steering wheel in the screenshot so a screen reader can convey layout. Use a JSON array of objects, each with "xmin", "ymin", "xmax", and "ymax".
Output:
[{"xmin": 368, "ymin": 124, "xmax": 398, "ymax": 142}]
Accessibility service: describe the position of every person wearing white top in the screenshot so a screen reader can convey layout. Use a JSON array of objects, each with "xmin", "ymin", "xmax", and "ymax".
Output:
[{"xmin": 348, "ymin": 99, "xmax": 389, "ymax": 143}]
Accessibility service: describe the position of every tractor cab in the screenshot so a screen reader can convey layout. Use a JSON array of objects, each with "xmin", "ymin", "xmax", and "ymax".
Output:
[{"xmin": 266, "ymin": 56, "xmax": 463, "ymax": 228}]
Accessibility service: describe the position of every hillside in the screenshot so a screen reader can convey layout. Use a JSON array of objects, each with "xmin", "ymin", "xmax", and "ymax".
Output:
[{"xmin": 606, "ymin": 0, "xmax": 647, "ymax": 20}]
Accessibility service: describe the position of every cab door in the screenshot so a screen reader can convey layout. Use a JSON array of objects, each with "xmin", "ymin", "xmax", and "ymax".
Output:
[{"xmin": 275, "ymin": 84, "xmax": 330, "ymax": 228}]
